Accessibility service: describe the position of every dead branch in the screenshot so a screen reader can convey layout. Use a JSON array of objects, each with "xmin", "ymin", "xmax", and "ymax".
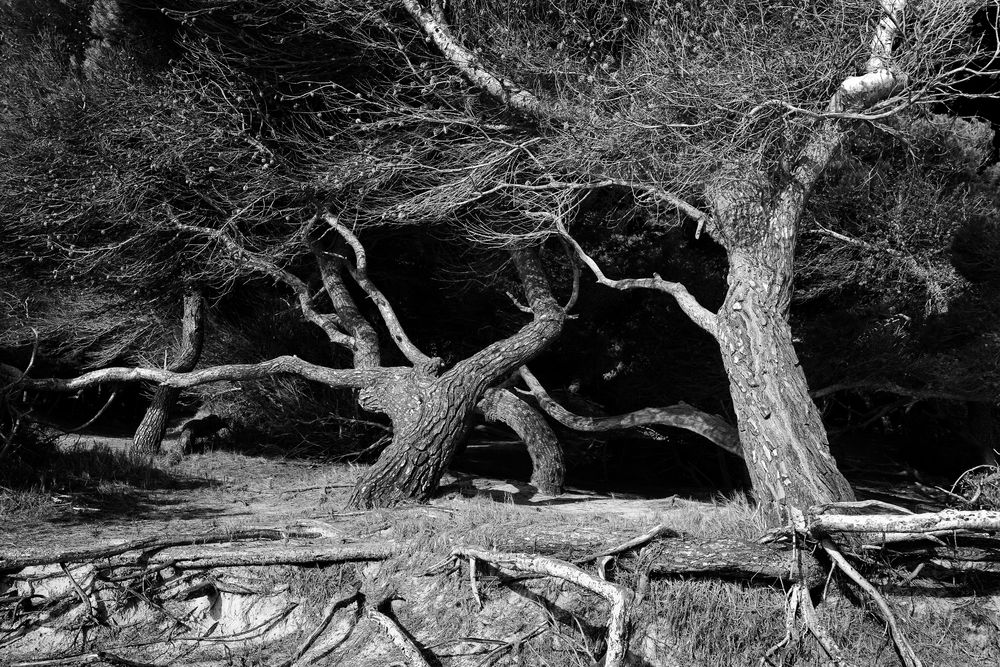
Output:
[
  {"xmin": 809, "ymin": 509, "xmax": 1000, "ymax": 535},
  {"xmin": 106, "ymin": 543, "xmax": 399, "ymax": 569},
  {"xmin": 1, "ymin": 528, "xmax": 320, "ymax": 571},
  {"xmin": 821, "ymin": 538, "xmax": 922, "ymax": 667},
  {"xmin": 11, "ymin": 651, "xmax": 161, "ymax": 667},
  {"xmin": 518, "ymin": 366, "xmax": 741, "ymax": 458},
  {"xmin": 451, "ymin": 547, "xmax": 633, "ymax": 667},
  {"xmin": 58, "ymin": 563, "xmax": 94, "ymax": 623},
  {"xmin": 366, "ymin": 600, "xmax": 433, "ymax": 667}
]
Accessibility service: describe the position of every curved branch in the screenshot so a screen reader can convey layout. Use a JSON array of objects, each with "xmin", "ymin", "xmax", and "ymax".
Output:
[
  {"xmin": 518, "ymin": 366, "xmax": 742, "ymax": 459},
  {"xmin": 399, "ymin": 0, "xmax": 562, "ymax": 121},
  {"xmin": 322, "ymin": 215, "xmax": 442, "ymax": 373},
  {"xmin": 447, "ymin": 246, "xmax": 565, "ymax": 388},
  {"xmin": 478, "ymin": 387, "xmax": 565, "ymax": 494},
  {"xmin": 555, "ymin": 216, "xmax": 718, "ymax": 337},
  {"xmin": 173, "ymin": 218, "xmax": 354, "ymax": 349},
  {"xmin": 4, "ymin": 357, "xmax": 393, "ymax": 393}
]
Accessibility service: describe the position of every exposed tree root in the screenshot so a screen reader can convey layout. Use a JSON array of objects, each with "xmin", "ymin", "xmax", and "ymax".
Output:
[
  {"xmin": 451, "ymin": 547, "xmax": 633, "ymax": 667},
  {"xmin": 366, "ymin": 598, "xmax": 433, "ymax": 667},
  {"xmin": 277, "ymin": 589, "xmax": 360, "ymax": 667},
  {"xmin": 821, "ymin": 538, "xmax": 922, "ymax": 667}
]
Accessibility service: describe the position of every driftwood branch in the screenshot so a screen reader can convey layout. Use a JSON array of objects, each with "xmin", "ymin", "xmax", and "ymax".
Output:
[
  {"xmin": 809, "ymin": 509, "xmax": 1000, "ymax": 535},
  {"xmin": 518, "ymin": 366, "xmax": 741, "ymax": 458},
  {"xmin": 451, "ymin": 547, "xmax": 633, "ymax": 667}
]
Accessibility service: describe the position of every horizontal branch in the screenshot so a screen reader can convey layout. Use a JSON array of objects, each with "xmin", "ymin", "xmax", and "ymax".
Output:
[
  {"xmin": 519, "ymin": 367, "xmax": 741, "ymax": 458},
  {"xmin": 3, "ymin": 357, "xmax": 396, "ymax": 394},
  {"xmin": 809, "ymin": 509, "xmax": 1000, "ymax": 535}
]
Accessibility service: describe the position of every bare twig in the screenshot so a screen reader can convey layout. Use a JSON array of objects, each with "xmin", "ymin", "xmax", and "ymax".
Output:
[{"xmin": 59, "ymin": 563, "xmax": 94, "ymax": 622}]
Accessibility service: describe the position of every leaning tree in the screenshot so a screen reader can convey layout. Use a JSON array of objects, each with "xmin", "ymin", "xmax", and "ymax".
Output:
[{"xmin": 392, "ymin": 0, "xmax": 999, "ymax": 513}]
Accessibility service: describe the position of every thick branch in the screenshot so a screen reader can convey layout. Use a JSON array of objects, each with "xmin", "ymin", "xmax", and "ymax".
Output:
[
  {"xmin": 446, "ymin": 247, "xmax": 564, "ymax": 388},
  {"xmin": 478, "ymin": 387, "xmax": 565, "ymax": 494},
  {"xmin": 399, "ymin": 0, "xmax": 561, "ymax": 121},
  {"xmin": 4, "ymin": 357, "xmax": 392, "ymax": 393},
  {"xmin": 773, "ymin": 0, "xmax": 908, "ymax": 222},
  {"xmin": 518, "ymin": 367, "xmax": 741, "ymax": 458},
  {"xmin": 556, "ymin": 216, "xmax": 717, "ymax": 337},
  {"xmin": 809, "ymin": 509, "xmax": 1000, "ymax": 535},
  {"xmin": 322, "ymin": 215, "xmax": 442, "ymax": 373},
  {"xmin": 175, "ymin": 220, "xmax": 354, "ymax": 349},
  {"xmin": 313, "ymin": 247, "xmax": 382, "ymax": 368}
]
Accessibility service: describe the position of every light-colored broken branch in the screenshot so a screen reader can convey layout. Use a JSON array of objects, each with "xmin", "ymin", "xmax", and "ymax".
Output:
[{"xmin": 452, "ymin": 547, "xmax": 633, "ymax": 667}]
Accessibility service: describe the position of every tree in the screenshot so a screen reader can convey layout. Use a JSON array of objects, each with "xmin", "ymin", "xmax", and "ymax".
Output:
[{"xmin": 4, "ymin": 0, "xmax": 998, "ymax": 512}]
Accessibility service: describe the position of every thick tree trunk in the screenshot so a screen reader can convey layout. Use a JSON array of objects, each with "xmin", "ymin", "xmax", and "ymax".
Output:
[
  {"xmin": 131, "ymin": 291, "xmax": 204, "ymax": 455},
  {"xmin": 347, "ymin": 247, "xmax": 565, "ymax": 509},
  {"xmin": 478, "ymin": 387, "xmax": 565, "ymax": 495},
  {"xmin": 716, "ymin": 254, "xmax": 854, "ymax": 511}
]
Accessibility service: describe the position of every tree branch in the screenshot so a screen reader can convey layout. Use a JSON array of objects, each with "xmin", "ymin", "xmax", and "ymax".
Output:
[
  {"xmin": 399, "ymin": 0, "xmax": 562, "ymax": 121},
  {"xmin": 554, "ymin": 216, "xmax": 718, "ymax": 337},
  {"xmin": 518, "ymin": 366, "xmax": 742, "ymax": 458},
  {"xmin": 173, "ymin": 219, "xmax": 355, "ymax": 349},
  {"xmin": 322, "ymin": 215, "xmax": 443, "ymax": 373},
  {"xmin": 3, "ymin": 357, "xmax": 393, "ymax": 394}
]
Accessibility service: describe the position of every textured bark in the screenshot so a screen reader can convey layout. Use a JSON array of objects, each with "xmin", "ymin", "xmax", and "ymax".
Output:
[
  {"xmin": 131, "ymin": 291, "xmax": 205, "ymax": 455},
  {"xmin": 518, "ymin": 366, "xmax": 742, "ymax": 458},
  {"xmin": 716, "ymin": 253, "xmax": 855, "ymax": 511},
  {"xmin": 478, "ymin": 387, "xmax": 565, "ymax": 495},
  {"xmin": 348, "ymin": 247, "xmax": 565, "ymax": 509}
]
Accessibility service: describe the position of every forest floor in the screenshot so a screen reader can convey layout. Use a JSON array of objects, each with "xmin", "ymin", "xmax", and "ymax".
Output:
[{"xmin": 1, "ymin": 434, "xmax": 999, "ymax": 666}]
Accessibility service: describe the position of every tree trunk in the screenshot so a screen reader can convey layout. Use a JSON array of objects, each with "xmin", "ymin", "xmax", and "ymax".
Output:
[
  {"xmin": 715, "ymin": 253, "xmax": 854, "ymax": 512},
  {"xmin": 347, "ymin": 247, "xmax": 565, "ymax": 509},
  {"xmin": 131, "ymin": 291, "xmax": 205, "ymax": 455},
  {"xmin": 479, "ymin": 387, "xmax": 565, "ymax": 495}
]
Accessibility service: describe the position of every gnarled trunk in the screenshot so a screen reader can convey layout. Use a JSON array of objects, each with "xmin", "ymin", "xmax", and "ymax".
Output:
[
  {"xmin": 348, "ymin": 247, "xmax": 565, "ymax": 509},
  {"xmin": 131, "ymin": 290, "xmax": 204, "ymax": 455},
  {"xmin": 716, "ymin": 254, "xmax": 854, "ymax": 511},
  {"xmin": 479, "ymin": 387, "xmax": 565, "ymax": 495}
]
